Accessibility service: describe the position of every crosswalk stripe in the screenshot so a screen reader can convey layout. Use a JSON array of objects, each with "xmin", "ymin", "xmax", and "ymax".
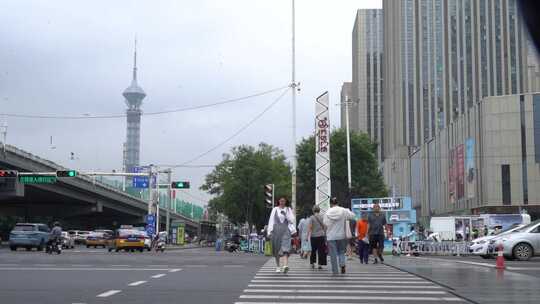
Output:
[
  {"xmin": 248, "ymin": 284, "xmax": 441, "ymax": 289},
  {"xmin": 239, "ymin": 295, "xmax": 464, "ymax": 301},
  {"xmin": 244, "ymin": 289, "xmax": 447, "ymax": 295},
  {"xmin": 251, "ymin": 280, "xmax": 429, "ymax": 284},
  {"xmin": 237, "ymin": 257, "xmax": 464, "ymax": 304},
  {"xmin": 254, "ymin": 276, "xmax": 423, "ymax": 280}
]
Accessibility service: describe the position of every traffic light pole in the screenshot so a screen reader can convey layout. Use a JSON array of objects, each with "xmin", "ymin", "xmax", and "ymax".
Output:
[{"xmin": 166, "ymin": 169, "xmax": 172, "ymax": 239}]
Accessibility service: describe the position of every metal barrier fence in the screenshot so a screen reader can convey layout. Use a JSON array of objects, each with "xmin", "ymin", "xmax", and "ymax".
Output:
[{"xmin": 397, "ymin": 240, "xmax": 472, "ymax": 256}]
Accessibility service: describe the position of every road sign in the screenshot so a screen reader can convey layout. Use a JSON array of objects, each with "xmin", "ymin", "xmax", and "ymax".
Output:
[
  {"xmin": 145, "ymin": 224, "xmax": 155, "ymax": 236},
  {"xmin": 146, "ymin": 214, "xmax": 156, "ymax": 225},
  {"xmin": 131, "ymin": 166, "xmax": 156, "ymax": 188},
  {"xmin": 18, "ymin": 175, "xmax": 57, "ymax": 184}
]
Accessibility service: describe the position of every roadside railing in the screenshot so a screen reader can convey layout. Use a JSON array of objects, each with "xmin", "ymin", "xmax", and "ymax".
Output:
[{"xmin": 396, "ymin": 240, "xmax": 472, "ymax": 256}]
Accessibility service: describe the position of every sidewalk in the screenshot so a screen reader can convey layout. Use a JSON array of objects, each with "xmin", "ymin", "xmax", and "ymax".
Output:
[{"xmin": 384, "ymin": 255, "xmax": 540, "ymax": 304}]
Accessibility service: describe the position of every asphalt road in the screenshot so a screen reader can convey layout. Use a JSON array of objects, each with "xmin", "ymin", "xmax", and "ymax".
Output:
[
  {"xmin": 0, "ymin": 245, "xmax": 267, "ymax": 304},
  {"xmin": 2, "ymin": 245, "xmax": 537, "ymax": 304}
]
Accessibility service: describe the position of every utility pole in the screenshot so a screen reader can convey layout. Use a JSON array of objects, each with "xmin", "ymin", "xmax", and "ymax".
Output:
[
  {"xmin": 345, "ymin": 98, "xmax": 352, "ymax": 193},
  {"xmin": 0, "ymin": 121, "xmax": 7, "ymax": 154},
  {"xmin": 166, "ymin": 169, "xmax": 172, "ymax": 238},
  {"xmin": 290, "ymin": 0, "xmax": 298, "ymax": 215}
]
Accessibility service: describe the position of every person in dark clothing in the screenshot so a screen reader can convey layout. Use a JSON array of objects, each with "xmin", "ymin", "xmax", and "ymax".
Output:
[
  {"xmin": 368, "ymin": 203, "xmax": 387, "ymax": 264},
  {"xmin": 307, "ymin": 205, "xmax": 327, "ymax": 269}
]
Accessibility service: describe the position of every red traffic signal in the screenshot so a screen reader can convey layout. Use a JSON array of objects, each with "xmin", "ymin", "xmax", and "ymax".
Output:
[{"xmin": 0, "ymin": 170, "xmax": 18, "ymax": 177}]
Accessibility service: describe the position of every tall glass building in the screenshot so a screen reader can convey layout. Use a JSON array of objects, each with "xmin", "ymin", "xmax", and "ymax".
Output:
[
  {"xmin": 350, "ymin": 9, "xmax": 384, "ymax": 162},
  {"xmin": 382, "ymin": 0, "xmax": 540, "ymax": 196}
]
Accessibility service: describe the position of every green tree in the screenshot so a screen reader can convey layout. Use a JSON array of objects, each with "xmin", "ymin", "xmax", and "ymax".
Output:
[
  {"xmin": 201, "ymin": 143, "xmax": 291, "ymax": 230},
  {"xmin": 296, "ymin": 128, "xmax": 387, "ymax": 216}
]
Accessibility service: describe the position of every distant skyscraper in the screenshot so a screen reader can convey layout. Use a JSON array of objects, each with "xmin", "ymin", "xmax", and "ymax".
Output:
[
  {"xmin": 382, "ymin": 0, "xmax": 540, "ymax": 195},
  {"xmin": 123, "ymin": 42, "xmax": 146, "ymax": 174},
  {"xmin": 384, "ymin": 0, "xmax": 538, "ymax": 153},
  {"xmin": 350, "ymin": 9, "xmax": 384, "ymax": 161}
]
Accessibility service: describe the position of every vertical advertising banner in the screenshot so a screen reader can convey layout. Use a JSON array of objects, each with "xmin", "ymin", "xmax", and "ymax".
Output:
[
  {"xmin": 449, "ymin": 148, "xmax": 455, "ymax": 204},
  {"xmin": 457, "ymin": 144, "xmax": 465, "ymax": 200},
  {"xmin": 465, "ymin": 138, "xmax": 476, "ymax": 199},
  {"xmin": 315, "ymin": 91, "xmax": 331, "ymax": 212}
]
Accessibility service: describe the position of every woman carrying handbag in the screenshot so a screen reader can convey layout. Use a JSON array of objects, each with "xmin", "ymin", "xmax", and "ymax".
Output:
[
  {"xmin": 267, "ymin": 197, "xmax": 297, "ymax": 273},
  {"xmin": 307, "ymin": 205, "xmax": 327, "ymax": 270}
]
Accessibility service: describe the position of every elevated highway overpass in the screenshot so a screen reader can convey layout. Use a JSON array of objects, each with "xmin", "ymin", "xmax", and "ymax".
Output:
[{"xmin": 0, "ymin": 144, "xmax": 200, "ymax": 234}]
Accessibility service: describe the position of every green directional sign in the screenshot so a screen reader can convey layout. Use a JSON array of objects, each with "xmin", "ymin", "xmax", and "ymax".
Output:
[{"xmin": 18, "ymin": 175, "xmax": 57, "ymax": 184}]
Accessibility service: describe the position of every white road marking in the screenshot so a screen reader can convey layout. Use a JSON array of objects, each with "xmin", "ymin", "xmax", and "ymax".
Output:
[
  {"xmin": 151, "ymin": 273, "xmax": 166, "ymax": 278},
  {"xmin": 96, "ymin": 290, "xmax": 122, "ymax": 298},
  {"xmin": 128, "ymin": 280, "xmax": 147, "ymax": 286},
  {"xmin": 71, "ymin": 264, "xmax": 92, "ymax": 267},
  {"xmin": 224, "ymin": 265, "xmax": 245, "ymax": 268},
  {"xmin": 34, "ymin": 264, "xmax": 55, "ymax": 266},
  {"xmin": 248, "ymin": 284, "xmax": 441, "ymax": 289},
  {"xmin": 0, "ymin": 264, "xmax": 19, "ymax": 266},
  {"xmin": 169, "ymin": 268, "xmax": 182, "ymax": 272},
  {"xmin": 251, "ymin": 279, "xmax": 429, "ymax": 284},
  {"xmin": 239, "ymin": 295, "xmax": 463, "ymax": 301},
  {"xmin": 507, "ymin": 267, "xmax": 540, "ymax": 270},
  {"xmin": 244, "ymin": 289, "xmax": 447, "ymax": 295},
  {"xmin": 0, "ymin": 267, "xmax": 172, "ymax": 271},
  {"xmin": 147, "ymin": 265, "xmax": 168, "ymax": 267},
  {"xmin": 253, "ymin": 276, "xmax": 421, "ymax": 280},
  {"xmin": 111, "ymin": 265, "xmax": 129, "ymax": 267},
  {"xmin": 184, "ymin": 264, "xmax": 208, "ymax": 268}
]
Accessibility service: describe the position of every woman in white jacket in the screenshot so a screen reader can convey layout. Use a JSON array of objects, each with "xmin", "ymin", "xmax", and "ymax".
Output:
[{"xmin": 267, "ymin": 197, "xmax": 296, "ymax": 273}]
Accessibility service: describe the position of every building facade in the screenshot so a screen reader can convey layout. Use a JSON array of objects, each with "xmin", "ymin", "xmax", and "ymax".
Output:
[
  {"xmin": 410, "ymin": 93, "xmax": 540, "ymax": 225},
  {"xmin": 350, "ymin": 9, "xmax": 384, "ymax": 161},
  {"xmin": 382, "ymin": 0, "xmax": 540, "ymax": 198}
]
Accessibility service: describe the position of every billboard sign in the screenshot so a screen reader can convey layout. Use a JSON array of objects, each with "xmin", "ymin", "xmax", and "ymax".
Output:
[
  {"xmin": 457, "ymin": 144, "xmax": 465, "ymax": 200},
  {"xmin": 465, "ymin": 138, "xmax": 475, "ymax": 199}
]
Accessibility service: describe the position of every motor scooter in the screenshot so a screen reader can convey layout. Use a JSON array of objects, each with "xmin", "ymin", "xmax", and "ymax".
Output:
[{"xmin": 46, "ymin": 238, "xmax": 62, "ymax": 254}]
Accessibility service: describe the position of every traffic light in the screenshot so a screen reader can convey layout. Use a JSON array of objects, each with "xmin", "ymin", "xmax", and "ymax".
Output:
[
  {"xmin": 171, "ymin": 181, "xmax": 190, "ymax": 189},
  {"xmin": 56, "ymin": 170, "xmax": 78, "ymax": 177},
  {"xmin": 264, "ymin": 184, "xmax": 274, "ymax": 207},
  {"xmin": 0, "ymin": 170, "xmax": 18, "ymax": 178}
]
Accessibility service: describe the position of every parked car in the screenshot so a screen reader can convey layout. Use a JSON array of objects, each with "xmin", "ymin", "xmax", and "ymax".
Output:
[
  {"xmin": 469, "ymin": 224, "xmax": 525, "ymax": 258},
  {"xmin": 69, "ymin": 230, "xmax": 91, "ymax": 245},
  {"xmin": 9, "ymin": 223, "xmax": 50, "ymax": 251},
  {"xmin": 61, "ymin": 231, "xmax": 75, "ymax": 249},
  {"xmin": 107, "ymin": 229, "xmax": 145, "ymax": 252},
  {"xmin": 141, "ymin": 231, "xmax": 152, "ymax": 251},
  {"xmin": 86, "ymin": 232, "xmax": 108, "ymax": 248},
  {"xmin": 490, "ymin": 220, "xmax": 540, "ymax": 261}
]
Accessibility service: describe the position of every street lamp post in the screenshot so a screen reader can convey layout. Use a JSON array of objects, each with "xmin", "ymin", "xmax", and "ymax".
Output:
[{"xmin": 290, "ymin": 0, "xmax": 298, "ymax": 215}]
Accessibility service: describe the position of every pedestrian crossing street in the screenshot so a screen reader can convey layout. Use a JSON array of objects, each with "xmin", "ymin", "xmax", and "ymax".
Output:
[{"xmin": 235, "ymin": 256, "xmax": 468, "ymax": 304}]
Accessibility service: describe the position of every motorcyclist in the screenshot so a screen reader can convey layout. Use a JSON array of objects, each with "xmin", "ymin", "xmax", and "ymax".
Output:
[{"xmin": 47, "ymin": 222, "xmax": 62, "ymax": 251}]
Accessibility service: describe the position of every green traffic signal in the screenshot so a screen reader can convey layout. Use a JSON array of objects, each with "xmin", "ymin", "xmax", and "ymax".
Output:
[
  {"xmin": 56, "ymin": 170, "xmax": 78, "ymax": 177},
  {"xmin": 171, "ymin": 181, "xmax": 190, "ymax": 189}
]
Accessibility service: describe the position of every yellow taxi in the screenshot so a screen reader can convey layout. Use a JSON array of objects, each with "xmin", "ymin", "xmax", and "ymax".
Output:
[
  {"xmin": 107, "ymin": 229, "xmax": 145, "ymax": 252},
  {"xmin": 86, "ymin": 232, "xmax": 108, "ymax": 248}
]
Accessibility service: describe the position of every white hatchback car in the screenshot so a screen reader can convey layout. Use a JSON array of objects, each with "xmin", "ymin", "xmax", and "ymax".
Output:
[{"xmin": 469, "ymin": 224, "xmax": 525, "ymax": 258}]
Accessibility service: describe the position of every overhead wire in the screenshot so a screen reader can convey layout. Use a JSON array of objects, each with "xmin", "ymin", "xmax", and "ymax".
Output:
[
  {"xmin": 164, "ymin": 87, "xmax": 291, "ymax": 169},
  {"xmin": 0, "ymin": 85, "xmax": 289, "ymax": 120}
]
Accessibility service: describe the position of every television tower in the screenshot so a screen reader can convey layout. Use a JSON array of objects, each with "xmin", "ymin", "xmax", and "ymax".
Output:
[{"xmin": 122, "ymin": 40, "xmax": 146, "ymax": 174}]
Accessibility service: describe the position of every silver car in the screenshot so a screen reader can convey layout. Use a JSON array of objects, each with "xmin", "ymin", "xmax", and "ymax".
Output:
[{"xmin": 491, "ymin": 220, "xmax": 540, "ymax": 261}]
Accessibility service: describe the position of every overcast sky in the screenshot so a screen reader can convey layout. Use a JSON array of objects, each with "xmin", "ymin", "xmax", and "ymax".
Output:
[{"xmin": 0, "ymin": 0, "xmax": 382, "ymax": 206}]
